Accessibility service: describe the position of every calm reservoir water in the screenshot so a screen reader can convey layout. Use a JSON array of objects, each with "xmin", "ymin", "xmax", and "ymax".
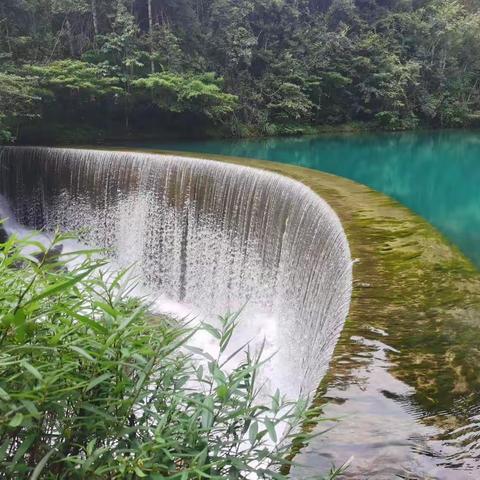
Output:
[{"xmin": 139, "ymin": 130, "xmax": 480, "ymax": 268}]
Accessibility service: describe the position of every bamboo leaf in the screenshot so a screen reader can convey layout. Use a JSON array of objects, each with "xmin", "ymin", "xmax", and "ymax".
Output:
[
  {"xmin": 0, "ymin": 386, "xmax": 11, "ymax": 401},
  {"xmin": 22, "ymin": 360, "xmax": 43, "ymax": 380},
  {"xmin": 62, "ymin": 308, "xmax": 108, "ymax": 334},
  {"xmin": 9, "ymin": 412, "xmax": 24, "ymax": 427},
  {"xmin": 30, "ymin": 448, "xmax": 56, "ymax": 480},
  {"xmin": 85, "ymin": 372, "xmax": 112, "ymax": 392},
  {"xmin": 265, "ymin": 419, "xmax": 277, "ymax": 442},
  {"xmin": 249, "ymin": 421, "xmax": 258, "ymax": 445},
  {"xmin": 69, "ymin": 345, "xmax": 95, "ymax": 362},
  {"xmin": 201, "ymin": 397, "xmax": 214, "ymax": 429},
  {"xmin": 23, "ymin": 266, "xmax": 97, "ymax": 307}
]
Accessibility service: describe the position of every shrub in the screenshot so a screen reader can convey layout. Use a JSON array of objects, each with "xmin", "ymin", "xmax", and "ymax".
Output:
[
  {"xmin": 0, "ymin": 231, "xmax": 340, "ymax": 479},
  {"xmin": 374, "ymin": 111, "xmax": 419, "ymax": 131},
  {"xmin": 0, "ymin": 72, "xmax": 40, "ymax": 144}
]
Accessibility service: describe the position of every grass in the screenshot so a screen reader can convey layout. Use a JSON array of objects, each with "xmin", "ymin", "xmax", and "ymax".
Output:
[{"xmin": 0, "ymin": 229, "xmax": 343, "ymax": 479}]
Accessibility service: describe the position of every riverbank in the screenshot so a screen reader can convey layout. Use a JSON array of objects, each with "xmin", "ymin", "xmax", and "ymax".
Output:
[
  {"xmin": 15, "ymin": 120, "xmax": 472, "ymax": 147},
  {"xmin": 10, "ymin": 121, "xmax": 372, "ymax": 146}
]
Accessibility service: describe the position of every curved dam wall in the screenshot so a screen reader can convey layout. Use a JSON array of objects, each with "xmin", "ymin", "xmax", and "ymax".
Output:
[{"xmin": 0, "ymin": 147, "xmax": 352, "ymax": 396}]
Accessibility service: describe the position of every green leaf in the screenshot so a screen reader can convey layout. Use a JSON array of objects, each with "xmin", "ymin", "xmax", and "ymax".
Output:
[
  {"xmin": 272, "ymin": 389, "xmax": 280, "ymax": 413},
  {"xmin": 249, "ymin": 421, "xmax": 258, "ymax": 445},
  {"xmin": 62, "ymin": 308, "xmax": 108, "ymax": 334},
  {"xmin": 94, "ymin": 300, "xmax": 118, "ymax": 318},
  {"xmin": 201, "ymin": 397, "xmax": 214, "ymax": 429},
  {"xmin": 85, "ymin": 373, "xmax": 112, "ymax": 392},
  {"xmin": 202, "ymin": 323, "xmax": 221, "ymax": 339},
  {"xmin": 30, "ymin": 448, "xmax": 56, "ymax": 480},
  {"xmin": 216, "ymin": 384, "xmax": 229, "ymax": 400},
  {"xmin": 69, "ymin": 345, "xmax": 95, "ymax": 362},
  {"xmin": 118, "ymin": 306, "xmax": 145, "ymax": 332},
  {"xmin": 134, "ymin": 466, "xmax": 147, "ymax": 477},
  {"xmin": 9, "ymin": 412, "xmax": 24, "ymax": 427},
  {"xmin": 194, "ymin": 446, "xmax": 208, "ymax": 466},
  {"xmin": 86, "ymin": 439, "xmax": 96, "ymax": 456},
  {"xmin": 22, "ymin": 360, "xmax": 43, "ymax": 380},
  {"xmin": 80, "ymin": 403, "xmax": 116, "ymax": 421},
  {"xmin": 23, "ymin": 266, "xmax": 97, "ymax": 307},
  {"xmin": 0, "ymin": 386, "xmax": 11, "ymax": 401},
  {"xmin": 13, "ymin": 308, "xmax": 26, "ymax": 326},
  {"xmin": 265, "ymin": 419, "xmax": 277, "ymax": 442},
  {"xmin": 1, "ymin": 313, "xmax": 14, "ymax": 328},
  {"xmin": 20, "ymin": 399, "xmax": 40, "ymax": 419}
]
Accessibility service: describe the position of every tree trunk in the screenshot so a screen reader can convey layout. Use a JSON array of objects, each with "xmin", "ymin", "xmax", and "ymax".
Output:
[
  {"xmin": 148, "ymin": 0, "xmax": 155, "ymax": 73},
  {"xmin": 91, "ymin": 0, "xmax": 99, "ymax": 41},
  {"xmin": 1, "ymin": 5, "xmax": 12, "ymax": 54},
  {"xmin": 65, "ymin": 19, "xmax": 75, "ymax": 57}
]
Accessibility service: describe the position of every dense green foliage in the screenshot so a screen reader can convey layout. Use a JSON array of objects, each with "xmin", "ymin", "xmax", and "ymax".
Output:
[
  {"xmin": 2, "ymin": 0, "xmax": 480, "ymax": 142},
  {"xmin": 0, "ymin": 231, "xmax": 340, "ymax": 478}
]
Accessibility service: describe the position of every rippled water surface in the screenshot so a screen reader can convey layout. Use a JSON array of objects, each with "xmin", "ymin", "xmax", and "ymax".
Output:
[{"xmin": 140, "ymin": 130, "xmax": 480, "ymax": 268}]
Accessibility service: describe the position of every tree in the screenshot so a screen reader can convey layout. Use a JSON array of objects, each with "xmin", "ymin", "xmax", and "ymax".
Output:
[
  {"xmin": 0, "ymin": 72, "xmax": 39, "ymax": 142},
  {"xmin": 27, "ymin": 60, "xmax": 121, "ymax": 98},
  {"xmin": 3, "ymin": 0, "xmax": 480, "ymax": 143},
  {"xmin": 133, "ymin": 72, "xmax": 238, "ymax": 122}
]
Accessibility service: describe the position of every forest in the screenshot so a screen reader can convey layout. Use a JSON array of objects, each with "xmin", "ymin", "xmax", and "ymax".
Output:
[{"xmin": 2, "ymin": 0, "xmax": 480, "ymax": 143}]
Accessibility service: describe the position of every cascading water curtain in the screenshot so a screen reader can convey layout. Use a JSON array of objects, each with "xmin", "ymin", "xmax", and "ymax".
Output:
[{"xmin": 0, "ymin": 147, "xmax": 352, "ymax": 398}]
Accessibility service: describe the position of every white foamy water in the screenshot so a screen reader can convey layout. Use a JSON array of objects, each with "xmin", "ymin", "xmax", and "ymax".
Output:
[
  {"xmin": 1, "ymin": 194, "xmax": 286, "ymax": 395},
  {"xmin": 0, "ymin": 147, "xmax": 352, "ymax": 399}
]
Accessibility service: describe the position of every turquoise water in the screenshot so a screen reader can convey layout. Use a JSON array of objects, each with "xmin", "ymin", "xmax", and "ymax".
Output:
[{"xmin": 138, "ymin": 130, "xmax": 480, "ymax": 268}]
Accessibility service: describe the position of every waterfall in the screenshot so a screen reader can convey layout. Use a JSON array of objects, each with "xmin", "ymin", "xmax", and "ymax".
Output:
[{"xmin": 0, "ymin": 146, "xmax": 352, "ymax": 397}]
